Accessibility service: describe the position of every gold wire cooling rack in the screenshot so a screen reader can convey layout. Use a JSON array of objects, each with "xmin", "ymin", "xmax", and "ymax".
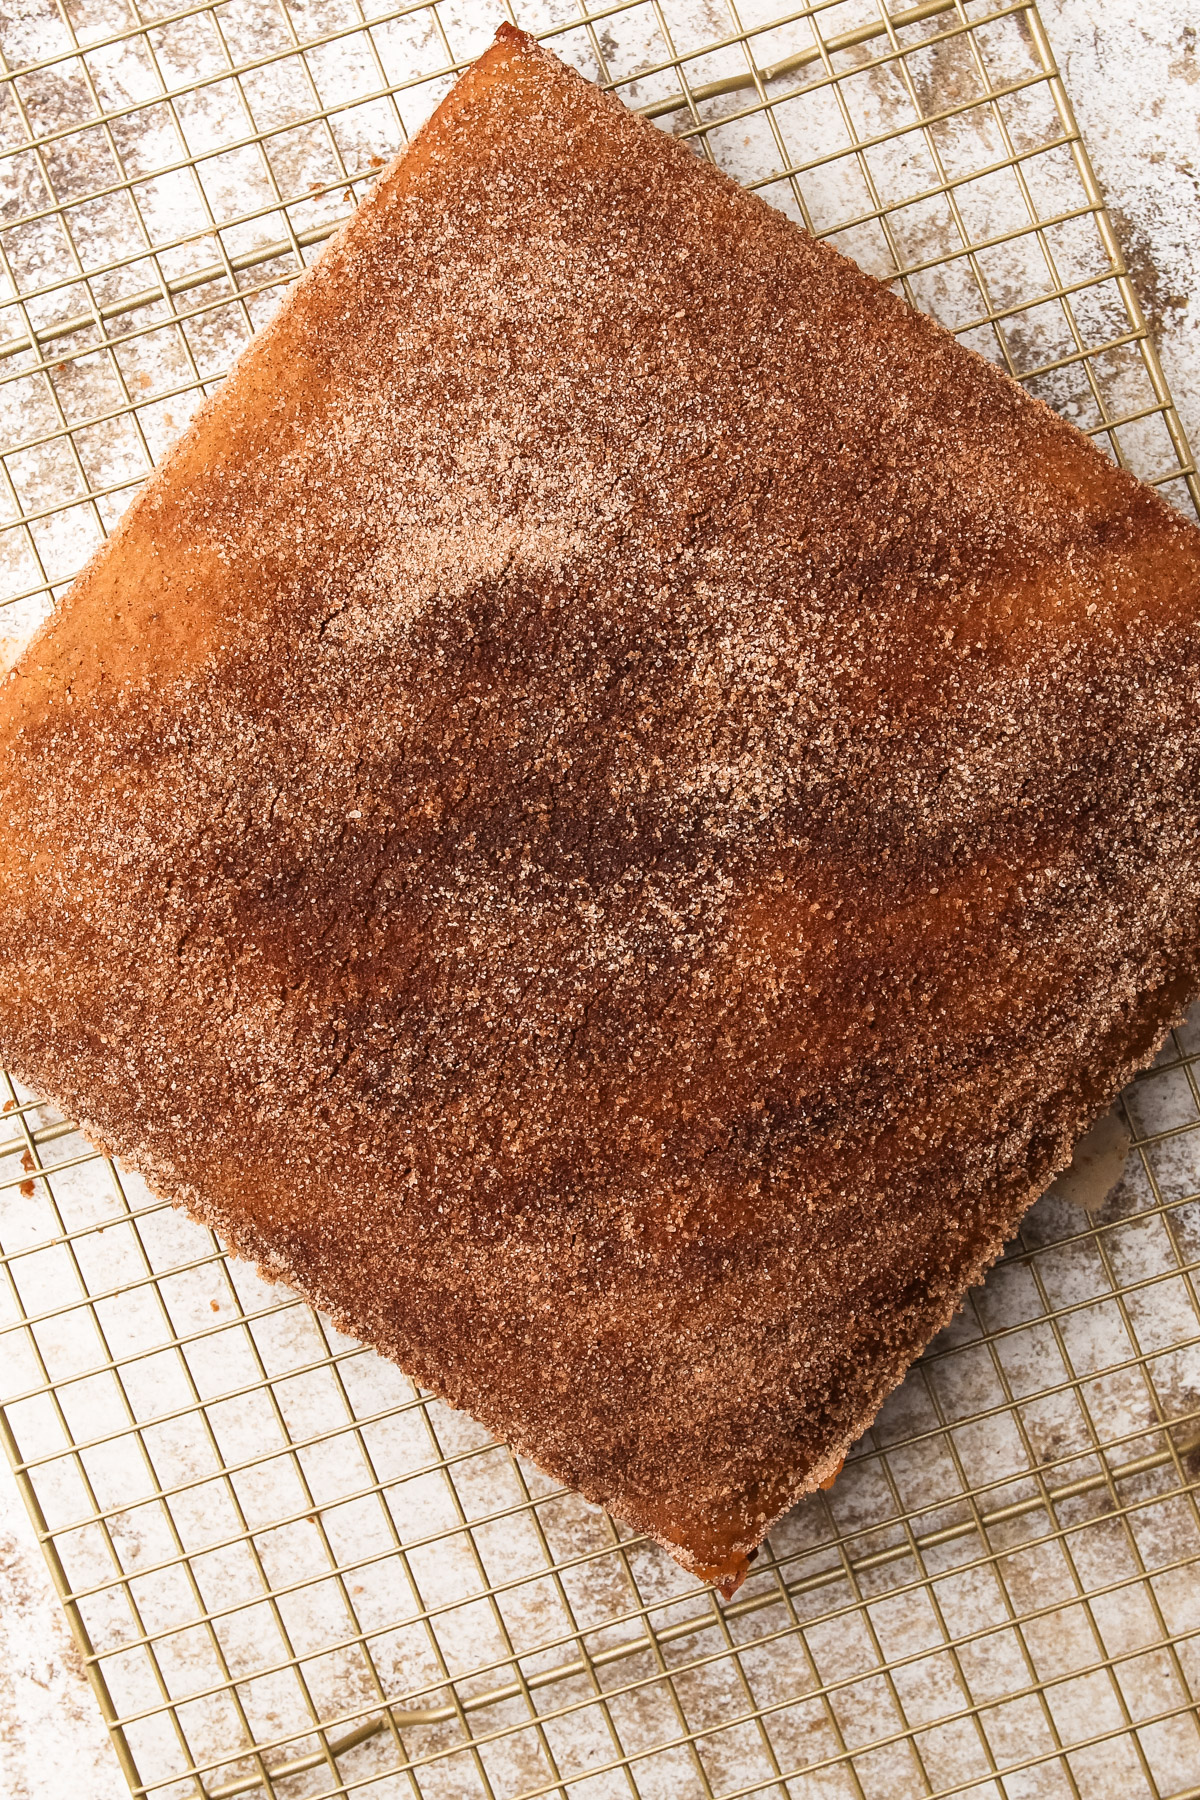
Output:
[{"xmin": 2, "ymin": 1, "xmax": 1200, "ymax": 1797}]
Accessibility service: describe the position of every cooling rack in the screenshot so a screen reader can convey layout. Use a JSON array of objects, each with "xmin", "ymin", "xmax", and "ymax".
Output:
[{"xmin": 2, "ymin": 1, "xmax": 1200, "ymax": 1796}]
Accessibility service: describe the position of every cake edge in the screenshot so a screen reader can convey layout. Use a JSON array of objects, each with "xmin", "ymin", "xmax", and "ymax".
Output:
[{"xmin": 6, "ymin": 954, "xmax": 1192, "ymax": 1599}]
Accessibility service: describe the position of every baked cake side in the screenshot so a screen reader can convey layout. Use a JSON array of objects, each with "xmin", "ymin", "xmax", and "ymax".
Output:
[{"xmin": 1, "ymin": 25, "xmax": 1199, "ymax": 1590}]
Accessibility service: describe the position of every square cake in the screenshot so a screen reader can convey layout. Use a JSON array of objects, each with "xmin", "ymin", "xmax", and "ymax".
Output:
[{"xmin": 1, "ymin": 24, "xmax": 1199, "ymax": 1591}]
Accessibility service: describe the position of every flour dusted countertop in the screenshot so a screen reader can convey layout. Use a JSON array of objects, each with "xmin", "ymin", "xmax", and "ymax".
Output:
[{"xmin": 1045, "ymin": 0, "xmax": 1199, "ymax": 465}]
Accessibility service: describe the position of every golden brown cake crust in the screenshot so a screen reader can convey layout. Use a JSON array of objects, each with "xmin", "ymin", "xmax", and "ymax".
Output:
[{"xmin": 2, "ymin": 24, "xmax": 1200, "ymax": 1590}]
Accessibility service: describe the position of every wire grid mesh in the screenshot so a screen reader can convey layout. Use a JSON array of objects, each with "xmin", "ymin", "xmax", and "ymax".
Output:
[{"xmin": 0, "ymin": 0, "xmax": 1199, "ymax": 1795}]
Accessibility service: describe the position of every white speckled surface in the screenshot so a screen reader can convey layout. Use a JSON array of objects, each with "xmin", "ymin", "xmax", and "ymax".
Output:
[
  {"xmin": 1044, "ymin": 0, "xmax": 1198, "ymax": 474},
  {"xmin": 0, "ymin": 4, "xmax": 1197, "ymax": 1797}
]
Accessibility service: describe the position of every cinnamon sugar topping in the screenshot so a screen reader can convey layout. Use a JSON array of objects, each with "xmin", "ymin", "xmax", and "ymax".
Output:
[{"xmin": 0, "ymin": 24, "xmax": 1199, "ymax": 1588}]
